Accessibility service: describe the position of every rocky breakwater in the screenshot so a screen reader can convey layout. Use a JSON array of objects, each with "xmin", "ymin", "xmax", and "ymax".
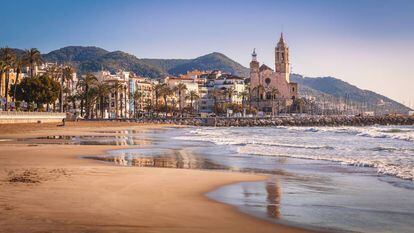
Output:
[
  {"xmin": 212, "ymin": 115, "xmax": 414, "ymax": 127},
  {"xmin": 108, "ymin": 115, "xmax": 414, "ymax": 127}
]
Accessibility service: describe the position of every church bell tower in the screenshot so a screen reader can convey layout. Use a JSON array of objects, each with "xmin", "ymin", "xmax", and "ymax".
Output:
[{"xmin": 275, "ymin": 33, "xmax": 290, "ymax": 74}]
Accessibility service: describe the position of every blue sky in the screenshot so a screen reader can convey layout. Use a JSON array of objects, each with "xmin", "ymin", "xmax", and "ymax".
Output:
[{"xmin": 1, "ymin": 0, "xmax": 413, "ymax": 105}]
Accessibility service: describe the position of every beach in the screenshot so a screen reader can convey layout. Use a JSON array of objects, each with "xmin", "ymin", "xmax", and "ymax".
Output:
[{"xmin": 0, "ymin": 122, "xmax": 313, "ymax": 233}]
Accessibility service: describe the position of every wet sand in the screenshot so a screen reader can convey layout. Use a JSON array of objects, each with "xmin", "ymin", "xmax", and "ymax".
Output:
[{"xmin": 0, "ymin": 122, "xmax": 314, "ymax": 233}]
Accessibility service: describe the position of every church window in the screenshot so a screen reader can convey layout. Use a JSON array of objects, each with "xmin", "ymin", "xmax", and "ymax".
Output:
[
  {"xmin": 292, "ymin": 87, "xmax": 295, "ymax": 92},
  {"xmin": 266, "ymin": 93, "xmax": 272, "ymax": 99},
  {"xmin": 265, "ymin": 78, "xmax": 271, "ymax": 85}
]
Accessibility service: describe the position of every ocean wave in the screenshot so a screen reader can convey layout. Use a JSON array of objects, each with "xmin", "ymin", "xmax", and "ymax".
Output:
[
  {"xmin": 286, "ymin": 126, "xmax": 414, "ymax": 142},
  {"xmin": 177, "ymin": 126, "xmax": 414, "ymax": 180},
  {"xmin": 174, "ymin": 135, "xmax": 334, "ymax": 150},
  {"xmin": 238, "ymin": 144, "xmax": 414, "ymax": 181}
]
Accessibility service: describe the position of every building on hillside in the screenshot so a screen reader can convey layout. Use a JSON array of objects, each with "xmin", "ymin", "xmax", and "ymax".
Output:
[
  {"xmin": 94, "ymin": 70, "xmax": 130, "ymax": 118},
  {"xmin": 130, "ymin": 75, "xmax": 154, "ymax": 114},
  {"xmin": 198, "ymin": 74, "xmax": 246, "ymax": 113},
  {"xmin": 164, "ymin": 76, "xmax": 199, "ymax": 111},
  {"xmin": 250, "ymin": 33, "xmax": 298, "ymax": 114}
]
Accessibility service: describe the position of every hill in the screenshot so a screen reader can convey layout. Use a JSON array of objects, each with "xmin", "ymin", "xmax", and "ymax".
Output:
[
  {"xmin": 143, "ymin": 52, "xmax": 250, "ymax": 77},
  {"xmin": 8, "ymin": 46, "xmax": 410, "ymax": 113},
  {"xmin": 43, "ymin": 46, "xmax": 166, "ymax": 78},
  {"xmin": 291, "ymin": 74, "xmax": 411, "ymax": 114}
]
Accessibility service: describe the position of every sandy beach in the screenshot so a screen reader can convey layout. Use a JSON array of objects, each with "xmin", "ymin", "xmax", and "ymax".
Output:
[{"xmin": 0, "ymin": 122, "xmax": 314, "ymax": 233}]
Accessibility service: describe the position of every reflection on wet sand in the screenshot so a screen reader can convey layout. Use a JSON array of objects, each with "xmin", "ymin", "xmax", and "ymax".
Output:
[
  {"xmin": 12, "ymin": 135, "xmax": 150, "ymax": 146},
  {"xmin": 266, "ymin": 180, "xmax": 281, "ymax": 218},
  {"xmin": 89, "ymin": 150, "xmax": 229, "ymax": 170}
]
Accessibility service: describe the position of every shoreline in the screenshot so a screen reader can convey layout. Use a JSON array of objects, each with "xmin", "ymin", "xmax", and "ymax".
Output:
[{"xmin": 0, "ymin": 122, "xmax": 316, "ymax": 233}]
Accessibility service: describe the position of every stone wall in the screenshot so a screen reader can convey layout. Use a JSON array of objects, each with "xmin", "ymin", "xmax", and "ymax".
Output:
[
  {"xmin": 96, "ymin": 115, "xmax": 414, "ymax": 127},
  {"xmin": 0, "ymin": 112, "xmax": 66, "ymax": 124}
]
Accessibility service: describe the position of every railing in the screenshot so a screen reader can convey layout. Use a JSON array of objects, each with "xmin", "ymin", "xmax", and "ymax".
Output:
[{"xmin": 0, "ymin": 111, "xmax": 66, "ymax": 117}]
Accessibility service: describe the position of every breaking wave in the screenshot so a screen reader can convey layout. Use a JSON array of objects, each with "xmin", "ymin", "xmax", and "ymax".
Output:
[{"xmin": 175, "ymin": 126, "xmax": 414, "ymax": 180}]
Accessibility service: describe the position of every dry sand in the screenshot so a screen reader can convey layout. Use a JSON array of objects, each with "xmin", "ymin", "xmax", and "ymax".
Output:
[{"xmin": 0, "ymin": 121, "xmax": 315, "ymax": 233}]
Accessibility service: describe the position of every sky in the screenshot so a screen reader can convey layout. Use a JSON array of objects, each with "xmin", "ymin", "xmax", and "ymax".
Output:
[{"xmin": 1, "ymin": 0, "xmax": 413, "ymax": 106}]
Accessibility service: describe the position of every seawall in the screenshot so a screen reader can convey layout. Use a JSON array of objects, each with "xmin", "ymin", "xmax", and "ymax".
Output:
[{"xmin": 0, "ymin": 112, "xmax": 66, "ymax": 124}]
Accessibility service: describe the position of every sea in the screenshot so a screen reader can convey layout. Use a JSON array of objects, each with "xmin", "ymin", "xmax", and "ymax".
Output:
[{"xmin": 99, "ymin": 125, "xmax": 414, "ymax": 233}]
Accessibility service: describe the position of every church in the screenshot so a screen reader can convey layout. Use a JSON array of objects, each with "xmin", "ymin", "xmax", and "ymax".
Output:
[{"xmin": 249, "ymin": 33, "xmax": 298, "ymax": 114}]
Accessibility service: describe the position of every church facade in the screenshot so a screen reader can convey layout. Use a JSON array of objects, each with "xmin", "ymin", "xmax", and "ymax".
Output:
[{"xmin": 249, "ymin": 33, "xmax": 298, "ymax": 114}]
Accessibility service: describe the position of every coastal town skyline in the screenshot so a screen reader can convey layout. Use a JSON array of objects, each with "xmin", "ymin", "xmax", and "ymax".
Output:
[
  {"xmin": 1, "ymin": 0, "xmax": 414, "ymax": 106},
  {"xmin": 1, "ymin": 1, "xmax": 414, "ymax": 233}
]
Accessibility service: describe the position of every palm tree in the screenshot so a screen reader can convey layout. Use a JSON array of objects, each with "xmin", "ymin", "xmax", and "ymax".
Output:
[
  {"xmin": 187, "ymin": 90, "xmax": 199, "ymax": 114},
  {"xmin": 77, "ymin": 73, "xmax": 97, "ymax": 118},
  {"xmin": 96, "ymin": 81, "xmax": 110, "ymax": 118},
  {"xmin": 238, "ymin": 90, "xmax": 249, "ymax": 113},
  {"xmin": 66, "ymin": 94, "xmax": 77, "ymax": 113},
  {"xmin": 210, "ymin": 88, "xmax": 223, "ymax": 115},
  {"xmin": 60, "ymin": 66, "xmax": 75, "ymax": 112},
  {"xmin": 224, "ymin": 86, "xmax": 236, "ymax": 103},
  {"xmin": 160, "ymin": 85, "xmax": 173, "ymax": 117},
  {"xmin": 22, "ymin": 48, "xmax": 43, "ymax": 78},
  {"xmin": 12, "ymin": 57, "xmax": 24, "ymax": 102},
  {"xmin": 0, "ymin": 61, "xmax": 7, "ymax": 100},
  {"xmin": 0, "ymin": 47, "xmax": 16, "ymax": 111},
  {"xmin": 153, "ymin": 83, "xmax": 165, "ymax": 115},
  {"xmin": 110, "ymin": 81, "xmax": 123, "ymax": 118},
  {"xmin": 45, "ymin": 64, "xmax": 61, "ymax": 111},
  {"xmin": 174, "ymin": 83, "xmax": 187, "ymax": 116}
]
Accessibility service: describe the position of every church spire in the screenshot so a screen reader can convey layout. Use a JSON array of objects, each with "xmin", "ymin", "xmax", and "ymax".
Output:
[
  {"xmin": 252, "ymin": 48, "xmax": 257, "ymax": 61},
  {"xmin": 278, "ymin": 32, "xmax": 286, "ymax": 47}
]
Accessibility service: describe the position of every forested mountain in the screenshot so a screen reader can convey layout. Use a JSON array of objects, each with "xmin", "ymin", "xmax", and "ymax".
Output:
[{"xmin": 8, "ymin": 46, "xmax": 410, "ymax": 113}]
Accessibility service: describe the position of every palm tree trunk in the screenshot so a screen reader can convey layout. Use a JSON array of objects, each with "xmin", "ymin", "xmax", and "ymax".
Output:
[
  {"xmin": 60, "ymin": 77, "xmax": 64, "ymax": 112},
  {"xmin": 4, "ymin": 71, "xmax": 10, "ymax": 111},
  {"xmin": 80, "ymin": 99, "xmax": 84, "ymax": 117},
  {"xmin": 164, "ymin": 96, "xmax": 168, "ymax": 117},
  {"xmin": 13, "ymin": 69, "xmax": 21, "ymax": 103},
  {"xmin": 115, "ymin": 91, "xmax": 119, "ymax": 118}
]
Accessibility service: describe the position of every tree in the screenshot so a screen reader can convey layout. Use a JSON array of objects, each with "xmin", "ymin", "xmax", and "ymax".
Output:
[
  {"xmin": 12, "ymin": 57, "xmax": 24, "ymax": 102},
  {"xmin": 0, "ymin": 47, "xmax": 16, "ymax": 110},
  {"xmin": 210, "ymin": 88, "xmax": 223, "ymax": 115},
  {"xmin": 224, "ymin": 86, "xmax": 235, "ymax": 103},
  {"xmin": 160, "ymin": 85, "xmax": 173, "ymax": 116},
  {"xmin": 11, "ymin": 75, "xmax": 60, "ymax": 111},
  {"xmin": 60, "ymin": 66, "xmax": 75, "ymax": 112},
  {"xmin": 96, "ymin": 81, "xmax": 110, "ymax": 118},
  {"xmin": 22, "ymin": 48, "xmax": 43, "ymax": 78},
  {"xmin": 238, "ymin": 90, "xmax": 249, "ymax": 113},
  {"xmin": 153, "ymin": 83, "xmax": 165, "ymax": 116},
  {"xmin": 66, "ymin": 94, "xmax": 77, "ymax": 113},
  {"xmin": 174, "ymin": 83, "xmax": 187, "ymax": 116},
  {"xmin": 77, "ymin": 73, "xmax": 97, "ymax": 118},
  {"xmin": 0, "ymin": 61, "xmax": 7, "ymax": 101},
  {"xmin": 187, "ymin": 90, "xmax": 199, "ymax": 114},
  {"xmin": 110, "ymin": 81, "xmax": 123, "ymax": 118}
]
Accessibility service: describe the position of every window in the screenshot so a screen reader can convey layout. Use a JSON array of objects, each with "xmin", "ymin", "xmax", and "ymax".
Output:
[{"xmin": 292, "ymin": 87, "xmax": 295, "ymax": 92}]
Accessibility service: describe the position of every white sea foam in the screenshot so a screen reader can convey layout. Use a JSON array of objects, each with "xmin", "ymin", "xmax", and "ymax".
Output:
[{"xmin": 175, "ymin": 126, "xmax": 414, "ymax": 180}]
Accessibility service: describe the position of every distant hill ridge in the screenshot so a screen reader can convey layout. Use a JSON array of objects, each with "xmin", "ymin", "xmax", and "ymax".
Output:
[{"xmin": 10, "ymin": 46, "xmax": 412, "ymax": 113}]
